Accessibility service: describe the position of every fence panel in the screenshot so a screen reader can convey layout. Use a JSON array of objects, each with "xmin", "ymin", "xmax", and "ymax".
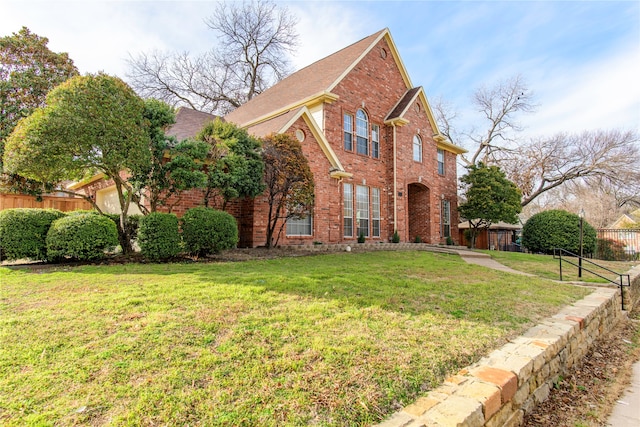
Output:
[
  {"xmin": 0, "ymin": 193, "xmax": 92, "ymax": 213},
  {"xmin": 596, "ymin": 229, "xmax": 640, "ymax": 261}
]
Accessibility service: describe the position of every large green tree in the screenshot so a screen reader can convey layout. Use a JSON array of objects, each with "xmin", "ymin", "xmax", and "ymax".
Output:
[
  {"xmin": 262, "ymin": 132, "xmax": 314, "ymax": 248},
  {"xmin": 129, "ymin": 99, "xmax": 208, "ymax": 214},
  {"xmin": 195, "ymin": 119, "xmax": 265, "ymax": 209},
  {"xmin": 458, "ymin": 163, "xmax": 522, "ymax": 249},
  {"xmin": 0, "ymin": 27, "xmax": 78, "ymax": 160},
  {"xmin": 3, "ymin": 73, "xmax": 149, "ymax": 253}
]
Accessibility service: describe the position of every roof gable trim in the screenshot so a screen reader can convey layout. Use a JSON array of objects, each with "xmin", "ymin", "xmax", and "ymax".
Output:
[
  {"xmin": 278, "ymin": 107, "xmax": 351, "ymax": 179},
  {"xmin": 231, "ymin": 90, "xmax": 338, "ymax": 129}
]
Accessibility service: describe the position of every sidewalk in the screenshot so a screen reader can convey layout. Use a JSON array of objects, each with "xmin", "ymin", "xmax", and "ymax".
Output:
[
  {"xmin": 607, "ymin": 361, "xmax": 640, "ymax": 426},
  {"xmin": 453, "ymin": 249, "xmax": 535, "ymax": 276}
]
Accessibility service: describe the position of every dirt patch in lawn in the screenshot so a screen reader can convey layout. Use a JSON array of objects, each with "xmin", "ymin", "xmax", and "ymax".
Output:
[{"xmin": 523, "ymin": 307, "xmax": 640, "ymax": 426}]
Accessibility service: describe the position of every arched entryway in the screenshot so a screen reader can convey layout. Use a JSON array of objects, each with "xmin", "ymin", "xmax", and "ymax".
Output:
[{"xmin": 407, "ymin": 183, "xmax": 431, "ymax": 243}]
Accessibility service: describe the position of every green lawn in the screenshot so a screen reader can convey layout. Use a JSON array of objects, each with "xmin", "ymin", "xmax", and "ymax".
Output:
[
  {"xmin": 481, "ymin": 250, "xmax": 637, "ymax": 283},
  {"xmin": 1, "ymin": 251, "xmax": 590, "ymax": 426}
]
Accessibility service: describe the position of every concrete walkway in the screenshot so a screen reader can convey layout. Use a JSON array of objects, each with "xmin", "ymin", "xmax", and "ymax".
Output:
[
  {"xmin": 454, "ymin": 249, "xmax": 639, "ymax": 426},
  {"xmin": 606, "ymin": 359, "xmax": 640, "ymax": 426},
  {"xmin": 453, "ymin": 249, "xmax": 535, "ymax": 276}
]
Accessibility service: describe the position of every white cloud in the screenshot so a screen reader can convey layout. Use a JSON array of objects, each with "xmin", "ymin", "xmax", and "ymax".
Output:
[
  {"xmin": 288, "ymin": 1, "xmax": 377, "ymax": 70},
  {"xmin": 522, "ymin": 41, "xmax": 640, "ymax": 137}
]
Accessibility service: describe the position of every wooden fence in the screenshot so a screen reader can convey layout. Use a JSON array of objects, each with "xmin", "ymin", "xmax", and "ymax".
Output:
[{"xmin": 0, "ymin": 193, "xmax": 92, "ymax": 212}]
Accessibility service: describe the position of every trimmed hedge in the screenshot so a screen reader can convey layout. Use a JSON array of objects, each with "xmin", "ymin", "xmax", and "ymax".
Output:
[
  {"xmin": 522, "ymin": 209, "xmax": 597, "ymax": 254},
  {"xmin": 138, "ymin": 212, "xmax": 181, "ymax": 261},
  {"xmin": 46, "ymin": 213, "xmax": 119, "ymax": 261},
  {"xmin": 0, "ymin": 208, "xmax": 66, "ymax": 261},
  {"xmin": 181, "ymin": 207, "xmax": 238, "ymax": 256}
]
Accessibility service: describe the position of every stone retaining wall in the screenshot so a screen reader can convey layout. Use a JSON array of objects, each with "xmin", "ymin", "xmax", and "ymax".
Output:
[
  {"xmin": 374, "ymin": 287, "xmax": 622, "ymax": 427},
  {"xmin": 624, "ymin": 265, "xmax": 640, "ymax": 311}
]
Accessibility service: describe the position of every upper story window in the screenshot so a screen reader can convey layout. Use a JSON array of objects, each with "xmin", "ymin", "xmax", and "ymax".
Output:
[
  {"xmin": 371, "ymin": 124, "xmax": 380, "ymax": 159},
  {"xmin": 343, "ymin": 113, "xmax": 353, "ymax": 151},
  {"xmin": 437, "ymin": 148, "xmax": 445, "ymax": 175},
  {"xmin": 356, "ymin": 109, "xmax": 369, "ymax": 156},
  {"xmin": 413, "ymin": 134, "xmax": 422, "ymax": 162}
]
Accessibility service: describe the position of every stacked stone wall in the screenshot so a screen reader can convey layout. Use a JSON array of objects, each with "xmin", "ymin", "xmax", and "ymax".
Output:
[{"xmin": 374, "ymin": 287, "xmax": 623, "ymax": 427}]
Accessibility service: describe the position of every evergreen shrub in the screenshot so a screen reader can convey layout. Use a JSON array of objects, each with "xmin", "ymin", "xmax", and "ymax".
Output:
[
  {"xmin": 522, "ymin": 210, "xmax": 596, "ymax": 254},
  {"xmin": 46, "ymin": 213, "xmax": 118, "ymax": 261},
  {"xmin": 0, "ymin": 208, "xmax": 65, "ymax": 260},
  {"xmin": 138, "ymin": 212, "xmax": 181, "ymax": 261},
  {"xmin": 181, "ymin": 207, "xmax": 238, "ymax": 256}
]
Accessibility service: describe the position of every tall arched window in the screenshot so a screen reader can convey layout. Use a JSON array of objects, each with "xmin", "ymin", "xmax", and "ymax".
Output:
[
  {"xmin": 413, "ymin": 134, "xmax": 422, "ymax": 162},
  {"xmin": 356, "ymin": 109, "xmax": 369, "ymax": 155}
]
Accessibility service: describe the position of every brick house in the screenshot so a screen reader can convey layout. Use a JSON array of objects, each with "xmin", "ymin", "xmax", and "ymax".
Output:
[
  {"xmin": 75, "ymin": 28, "xmax": 465, "ymax": 247},
  {"xmin": 222, "ymin": 28, "xmax": 465, "ymax": 247}
]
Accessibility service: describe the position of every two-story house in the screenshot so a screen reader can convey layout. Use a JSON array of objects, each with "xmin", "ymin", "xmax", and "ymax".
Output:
[
  {"xmin": 74, "ymin": 28, "xmax": 465, "ymax": 248},
  {"xmin": 221, "ymin": 28, "xmax": 465, "ymax": 247}
]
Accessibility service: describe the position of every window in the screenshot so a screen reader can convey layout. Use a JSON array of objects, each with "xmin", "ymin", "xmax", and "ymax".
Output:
[
  {"xmin": 343, "ymin": 183, "xmax": 353, "ymax": 237},
  {"xmin": 286, "ymin": 215, "xmax": 312, "ymax": 236},
  {"xmin": 441, "ymin": 200, "xmax": 451, "ymax": 238},
  {"xmin": 413, "ymin": 134, "xmax": 422, "ymax": 162},
  {"xmin": 356, "ymin": 185, "xmax": 369, "ymax": 237},
  {"xmin": 437, "ymin": 148, "xmax": 445, "ymax": 175},
  {"xmin": 372, "ymin": 187, "xmax": 380, "ymax": 237},
  {"xmin": 371, "ymin": 124, "xmax": 380, "ymax": 159},
  {"xmin": 343, "ymin": 113, "xmax": 353, "ymax": 151},
  {"xmin": 356, "ymin": 109, "xmax": 369, "ymax": 155}
]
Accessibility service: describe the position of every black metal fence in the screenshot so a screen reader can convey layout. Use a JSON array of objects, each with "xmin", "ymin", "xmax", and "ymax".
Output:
[{"xmin": 595, "ymin": 229, "xmax": 640, "ymax": 261}]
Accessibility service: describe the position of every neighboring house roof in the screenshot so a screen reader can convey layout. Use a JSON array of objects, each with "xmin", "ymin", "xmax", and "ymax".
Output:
[
  {"xmin": 167, "ymin": 107, "xmax": 219, "ymax": 141},
  {"xmin": 608, "ymin": 208, "xmax": 640, "ymax": 228},
  {"xmin": 458, "ymin": 221, "xmax": 522, "ymax": 230}
]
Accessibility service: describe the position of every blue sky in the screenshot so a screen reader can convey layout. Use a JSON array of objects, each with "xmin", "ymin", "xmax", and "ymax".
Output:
[{"xmin": 1, "ymin": 0, "xmax": 638, "ymax": 145}]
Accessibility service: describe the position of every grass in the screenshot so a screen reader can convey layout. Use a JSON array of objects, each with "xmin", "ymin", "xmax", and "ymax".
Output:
[
  {"xmin": 0, "ymin": 251, "xmax": 591, "ymax": 426},
  {"xmin": 480, "ymin": 250, "xmax": 637, "ymax": 283}
]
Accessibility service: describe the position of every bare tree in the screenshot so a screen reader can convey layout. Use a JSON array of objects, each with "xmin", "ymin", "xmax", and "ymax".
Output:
[
  {"xmin": 434, "ymin": 74, "xmax": 536, "ymax": 165},
  {"xmin": 126, "ymin": 0, "xmax": 298, "ymax": 115},
  {"xmin": 497, "ymin": 129, "xmax": 639, "ymax": 207}
]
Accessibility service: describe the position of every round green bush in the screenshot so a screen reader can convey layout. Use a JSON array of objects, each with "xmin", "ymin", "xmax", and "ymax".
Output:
[
  {"xmin": 46, "ymin": 213, "xmax": 119, "ymax": 261},
  {"xmin": 181, "ymin": 207, "xmax": 238, "ymax": 256},
  {"xmin": 522, "ymin": 210, "xmax": 596, "ymax": 255},
  {"xmin": 138, "ymin": 212, "xmax": 181, "ymax": 261},
  {"xmin": 0, "ymin": 208, "xmax": 66, "ymax": 261}
]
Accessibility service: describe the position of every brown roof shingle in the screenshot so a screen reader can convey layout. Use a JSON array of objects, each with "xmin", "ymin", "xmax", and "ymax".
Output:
[
  {"xmin": 167, "ymin": 107, "xmax": 219, "ymax": 141},
  {"xmin": 223, "ymin": 29, "xmax": 387, "ymax": 127},
  {"xmin": 386, "ymin": 87, "xmax": 422, "ymax": 122}
]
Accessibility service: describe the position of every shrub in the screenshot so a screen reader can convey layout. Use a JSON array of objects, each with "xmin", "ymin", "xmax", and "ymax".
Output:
[
  {"xmin": 446, "ymin": 236, "xmax": 455, "ymax": 246},
  {"xmin": 0, "ymin": 208, "xmax": 65, "ymax": 261},
  {"xmin": 522, "ymin": 210, "xmax": 596, "ymax": 254},
  {"xmin": 138, "ymin": 212, "xmax": 181, "ymax": 261},
  {"xmin": 181, "ymin": 207, "xmax": 238, "ymax": 256},
  {"xmin": 596, "ymin": 238, "xmax": 626, "ymax": 261},
  {"xmin": 46, "ymin": 213, "xmax": 119, "ymax": 261},
  {"xmin": 392, "ymin": 230, "xmax": 400, "ymax": 243}
]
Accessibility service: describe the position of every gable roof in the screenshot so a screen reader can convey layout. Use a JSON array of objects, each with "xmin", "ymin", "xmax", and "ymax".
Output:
[
  {"xmin": 386, "ymin": 87, "xmax": 422, "ymax": 123},
  {"xmin": 223, "ymin": 27, "xmax": 465, "ymax": 155},
  {"xmin": 224, "ymin": 29, "xmax": 389, "ymax": 128},
  {"xmin": 167, "ymin": 107, "xmax": 219, "ymax": 141}
]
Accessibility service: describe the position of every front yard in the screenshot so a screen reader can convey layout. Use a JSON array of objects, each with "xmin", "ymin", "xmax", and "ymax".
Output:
[{"xmin": 1, "ymin": 251, "xmax": 590, "ymax": 426}]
